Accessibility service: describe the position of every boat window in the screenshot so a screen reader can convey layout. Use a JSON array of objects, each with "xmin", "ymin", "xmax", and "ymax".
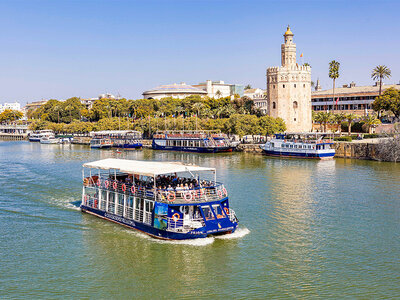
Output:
[
  {"xmin": 202, "ymin": 206, "xmax": 215, "ymax": 220},
  {"xmin": 212, "ymin": 205, "xmax": 225, "ymax": 219}
]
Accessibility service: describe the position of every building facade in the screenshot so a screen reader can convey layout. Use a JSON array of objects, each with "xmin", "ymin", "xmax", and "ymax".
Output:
[
  {"xmin": 311, "ymin": 82, "xmax": 400, "ymax": 116},
  {"xmin": 193, "ymin": 80, "xmax": 244, "ymax": 98},
  {"xmin": 0, "ymin": 102, "xmax": 21, "ymax": 113},
  {"xmin": 142, "ymin": 83, "xmax": 207, "ymax": 100},
  {"xmin": 244, "ymin": 88, "xmax": 268, "ymax": 114},
  {"xmin": 266, "ymin": 26, "xmax": 312, "ymax": 132}
]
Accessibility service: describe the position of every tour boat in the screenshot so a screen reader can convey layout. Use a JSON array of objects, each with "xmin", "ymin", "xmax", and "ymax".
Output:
[
  {"xmin": 28, "ymin": 130, "xmax": 55, "ymax": 142},
  {"xmin": 260, "ymin": 133, "xmax": 335, "ymax": 159},
  {"xmin": 40, "ymin": 136, "xmax": 60, "ymax": 144},
  {"xmin": 80, "ymin": 158, "xmax": 239, "ymax": 240},
  {"xmin": 90, "ymin": 130, "xmax": 143, "ymax": 149},
  {"xmin": 90, "ymin": 138, "xmax": 113, "ymax": 149},
  {"xmin": 152, "ymin": 130, "xmax": 236, "ymax": 153}
]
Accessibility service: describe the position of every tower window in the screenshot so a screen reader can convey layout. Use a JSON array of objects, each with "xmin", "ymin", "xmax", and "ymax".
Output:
[
  {"xmin": 293, "ymin": 101, "xmax": 298, "ymax": 109},
  {"xmin": 273, "ymin": 102, "xmax": 276, "ymax": 109},
  {"xmin": 273, "ymin": 85, "xmax": 275, "ymax": 89},
  {"xmin": 283, "ymin": 84, "xmax": 285, "ymax": 88},
  {"xmin": 294, "ymin": 118, "xmax": 297, "ymax": 121},
  {"xmin": 294, "ymin": 84, "xmax": 296, "ymax": 88},
  {"xmin": 303, "ymin": 84, "xmax": 306, "ymax": 88}
]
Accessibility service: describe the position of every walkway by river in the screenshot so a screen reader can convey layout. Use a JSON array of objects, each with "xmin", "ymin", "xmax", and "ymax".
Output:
[{"xmin": 0, "ymin": 141, "xmax": 399, "ymax": 298}]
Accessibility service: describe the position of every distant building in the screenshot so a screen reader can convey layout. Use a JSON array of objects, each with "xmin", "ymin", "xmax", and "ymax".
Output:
[
  {"xmin": 0, "ymin": 102, "xmax": 21, "ymax": 113},
  {"xmin": 142, "ymin": 83, "xmax": 207, "ymax": 100},
  {"xmin": 244, "ymin": 88, "xmax": 267, "ymax": 114},
  {"xmin": 311, "ymin": 82, "xmax": 400, "ymax": 116},
  {"xmin": 81, "ymin": 93, "xmax": 122, "ymax": 109},
  {"xmin": 266, "ymin": 26, "xmax": 312, "ymax": 132},
  {"xmin": 24, "ymin": 100, "xmax": 48, "ymax": 112},
  {"xmin": 193, "ymin": 80, "xmax": 244, "ymax": 98}
]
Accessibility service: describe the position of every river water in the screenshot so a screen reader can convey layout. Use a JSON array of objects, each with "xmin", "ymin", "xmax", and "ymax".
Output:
[{"xmin": 0, "ymin": 141, "xmax": 399, "ymax": 298}]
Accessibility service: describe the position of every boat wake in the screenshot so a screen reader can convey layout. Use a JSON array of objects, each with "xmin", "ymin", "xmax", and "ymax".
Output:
[
  {"xmin": 66, "ymin": 201, "xmax": 82, "ymax": 211},
  {"xmin": 214, "ymin": 227, "xmax": 250, "ymax": 240},
  {"xmin": 123, "ymin": 226, "xmax": 249, "ymax": 246}
]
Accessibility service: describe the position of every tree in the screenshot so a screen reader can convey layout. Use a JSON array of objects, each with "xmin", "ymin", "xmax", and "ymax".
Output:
[
  {"xmin": 215, "ymin": 90, "xmax": 222, "ymax": 99},
  {"xmin": 372, "ymin": 88, "xmax": 400, "ymax": 120},
  {"xmin": 303, "ymin": 63, "xmax": 311, "ymax": 67},
  {"xmin": 0, "ymin": 109, "xmax": 23, "ymax": 123},
  {"xmin": 346, "ymin": 113, "xmax": 357, "ymax": 135},
  {"xmin": 329, "ymin": 60, "xmax": 340, "ymax": 111},
  {"xmin": 314, "ymin": 112, "xmax": 332, "ymax": 132},
  {"xmin": 362, "ymin": 114, "xmax": 381, "ymax": 133},
  {"xmin": 371, "ymin": 65, "xmax": 391, "ymax": 96},
  {"xmin": 333, "ymin": 113, "xmax": 347, "ymax": 136},
  {"xmin": 244, "ymin": 84, "xmax": 252, "ymax": 90}
]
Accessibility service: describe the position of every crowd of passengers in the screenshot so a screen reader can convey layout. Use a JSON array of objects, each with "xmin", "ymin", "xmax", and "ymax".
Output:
[{"xmin": 93, "ymin": 173, "xmax": 215, "ymax": 192}]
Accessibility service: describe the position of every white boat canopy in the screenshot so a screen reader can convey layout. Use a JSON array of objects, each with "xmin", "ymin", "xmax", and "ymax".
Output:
[{"xmin": 83, "ymin": 158, "xmax": 216, "ymax": 177}]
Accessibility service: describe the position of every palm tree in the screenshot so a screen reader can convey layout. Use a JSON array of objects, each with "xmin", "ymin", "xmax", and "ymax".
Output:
[
  {"xmin": 362, "ymin": 114, "xmax": 381, "ymax": 133},
  {"xmin": 333, "ymin": 113, "xmax": 347, "ymax": 136},
  {"xmin": 215, "ymin": 90, "xmax": 222, "ymax": 99},
  {"xmin": 371, "ymin": 65, "xmax": 391, "ymax": 96},
  {"xmin": 329, "ymin": 60, "xmax": 340, "ymax": 112},
  {"xmin": 304, "ymin": 63, "xmax": 311, "ymax": 67},
  {"xmin": 346, "ymin": 113, "xmax": 357, "ymax": 135},
  {"xmin": 65, "ymin": 104, "xmax": 74, "ymax": 123},
  {"xmin": 319, "ymin": 112, "xmax": 333, "ymax": 132},
  {"xmin": 192, "ymin": 102, "xmax": 205, "ymax": 118},
  {"xmin": 244, "ymin": 84, "xmax": 252, "ymax": 90}
]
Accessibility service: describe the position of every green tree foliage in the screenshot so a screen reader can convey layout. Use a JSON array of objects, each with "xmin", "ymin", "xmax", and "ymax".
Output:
[
  {"xmin": 371, "ymin": 65, "xmax": 391, "ymax": 95},
  {"xmin": 30, "ymin": 98, "xmax": 85, "ymax": 123},
  {"xmin": 244, "ymin": 84, "xmax": 252, "ymax": 90},
  {"xmin": 362, "ymin": 114, "xmax": 381, "ymax": 133},
  {"xmin": 0, "ymin": 109, "xmax": 23, "ymax": 123},
  {"xmin": 372, "ymin": 88, "xmax": 400, "ymax": 119}
]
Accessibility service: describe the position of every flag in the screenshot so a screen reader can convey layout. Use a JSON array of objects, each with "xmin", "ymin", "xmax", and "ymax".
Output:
[
  {"xmin": 335, "ymin": 97, "xmax": 339, "ymax": 105},
  {"xmin": 300, "ymin": 53, "xmax": 303, "ymax": 57}
]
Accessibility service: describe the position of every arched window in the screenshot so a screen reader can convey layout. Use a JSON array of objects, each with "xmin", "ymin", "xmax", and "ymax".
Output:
[
  {"xmin": 293, "ymin": 101, "xmax": 298, "ymax": 109},
  {"xmin": 272, "ymin": 102, "xmax": 276, "ymax": 109}
]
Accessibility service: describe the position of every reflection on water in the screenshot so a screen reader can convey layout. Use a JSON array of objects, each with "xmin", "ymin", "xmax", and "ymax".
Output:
[{"xmin": 0, "ymin": 141, "xmax": 399, "ymax": 298}]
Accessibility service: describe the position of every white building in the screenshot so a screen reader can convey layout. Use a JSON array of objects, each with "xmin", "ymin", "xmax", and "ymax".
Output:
[
  {"xmin": 81, "ymin": 93, "xmax": 122, "ymax": 109},
  {"xmin": 244, "ymin": 88, "xmax": 268, "ymax": 114},
  {"xmin": 0, "ymin": 102, "xmax": 22, "ymax": 113},
  {"xmin": 193, "ymin": 80, "xmax": 244, "ymax": 98},
  {"xmin": 142, "ymin": 83, "xmax": 207, "ymax": 100}
]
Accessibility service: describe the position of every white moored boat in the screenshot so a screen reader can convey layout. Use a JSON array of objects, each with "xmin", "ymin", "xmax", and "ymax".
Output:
[
  {"xmin": 260, "ymin": 133, "xmax": 335, "ymax": 159},
  {"xmin": 40, "ymin": 137, "xmax": 60, "ymax": 144}
]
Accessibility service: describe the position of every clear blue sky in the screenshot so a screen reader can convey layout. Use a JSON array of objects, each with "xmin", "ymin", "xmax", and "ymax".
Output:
[{"xmin": 0, "ymin": 0, "xmax": 399, "ymax": 104}]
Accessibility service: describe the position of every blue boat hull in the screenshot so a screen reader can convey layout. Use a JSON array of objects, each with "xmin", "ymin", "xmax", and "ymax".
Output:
[
  {"xmin": 114, "ymin": 143, "xmax": 143, "ymax": 149},
  {"xmin": 152, "ymin": 141, "xmax": 234, "ymax": 153},
  {"xmin": 80, "ymin": 205, "xmax": 237, "ymax": 240},
  {"xmin": 262, "ymin": 149, "xmax": 335, "ymax": 159}
]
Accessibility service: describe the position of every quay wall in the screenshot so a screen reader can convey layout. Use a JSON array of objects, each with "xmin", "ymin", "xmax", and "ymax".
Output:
[{"xmin": 0, "ymin": 133, "xmax": 27, "ymax": 140}]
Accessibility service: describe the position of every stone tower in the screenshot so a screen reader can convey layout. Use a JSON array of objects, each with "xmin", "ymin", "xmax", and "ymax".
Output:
[{"xmin": 266, "ymin": 26, "xmax": 312, "ymax": 132}]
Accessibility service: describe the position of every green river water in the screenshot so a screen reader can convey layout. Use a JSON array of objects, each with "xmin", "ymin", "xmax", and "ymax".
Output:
[{"xmin": 0, "ymin": 141, "xmax": 399, "ymax": 299}]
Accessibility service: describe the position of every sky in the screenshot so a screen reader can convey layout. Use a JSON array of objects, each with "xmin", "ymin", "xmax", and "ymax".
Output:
[{"xmin": 0, "ymin": 0, "xmax": 399, "ymax": 105}]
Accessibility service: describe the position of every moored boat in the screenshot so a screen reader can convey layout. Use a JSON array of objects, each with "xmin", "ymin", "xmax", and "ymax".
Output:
[
  {"xmin": 260, "ymin": 133, "xmax": 335, "ymax": 159},
  {"xmin": 152, "ymin": 130, "xmax": 236, "ymax": 153},
  {"xmin": 90, "ymin": 138, "xmax": 113, "ymax": 149},
  {"xmin": 80, "ymin": 158, "xmax": 239, "ymax": 240},
  {"xmin": 90, "ymin": 130, "xmax": 143, "ymax": 149},
  {"xmin": 40, "ymin": 136, "xmax": 60, "ymax": 144},
  {"xmin": 28, "ymin": 130, "xmax": 55, "ymax": 142}
]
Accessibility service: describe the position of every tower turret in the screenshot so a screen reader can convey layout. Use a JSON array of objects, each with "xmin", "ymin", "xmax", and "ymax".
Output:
[{"xmin": 281, "ymin": 25, "xmax": 296, "ymax": 67}]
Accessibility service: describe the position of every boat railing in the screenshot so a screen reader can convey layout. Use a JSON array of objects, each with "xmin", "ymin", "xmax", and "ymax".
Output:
[
  {"xmin": 83, "ymin": 176, "xmax": 228, "ymax": 203},
  {"xmin": 280, "ymin": 139, "xmax": 333, "ymax": 144},
  {"xmin": 226, "ymin": 208, "xmax": 238, "ymax": 223}
]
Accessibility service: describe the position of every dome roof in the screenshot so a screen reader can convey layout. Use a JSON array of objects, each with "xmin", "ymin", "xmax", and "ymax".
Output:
[
  {"xmin": 143, "ymin": 83, "xmax": 207, "ymax": 95},
  {"xmin": 284, "ymin": 25, "xmax": 293, "ymax": 36}
]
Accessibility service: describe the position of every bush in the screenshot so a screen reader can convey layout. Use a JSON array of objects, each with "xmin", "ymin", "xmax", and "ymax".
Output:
[{"xmin": 334, "ymin": 136, "xmax": 353, "ymax": 142}]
